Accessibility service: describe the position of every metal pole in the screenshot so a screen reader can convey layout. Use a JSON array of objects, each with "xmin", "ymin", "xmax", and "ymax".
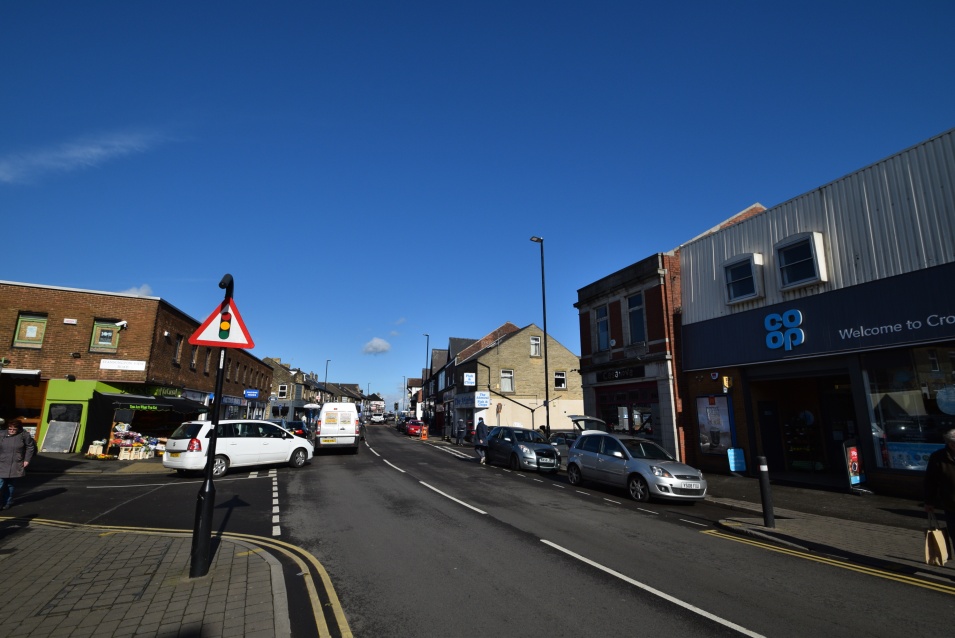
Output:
[
  {"xmin": 531, "ymin": 236, "xmax": 550, "ymax": 436},
  {"xmin": 190, "ymin": 273, "xmax": 232, "ymax": 578},
  {"xmin": 324, "ymin": 359, "xmax": 330, "ymax": 402},
  {"xmin": 756, "ymin": 455, "xmax": 776, "ymax": 529},
  {"xmin": 423, "ymin": 333, "xmax": 429, "ymax": 421}
]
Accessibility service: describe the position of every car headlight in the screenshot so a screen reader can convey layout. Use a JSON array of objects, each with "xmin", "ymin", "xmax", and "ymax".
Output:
[
  {"xmin": 518, "ymin": 445, "xmax": 535, "ymax": 457},
  {"xmin": 650, "ymin": 465, "xmax": 674, "ymax": 478}
]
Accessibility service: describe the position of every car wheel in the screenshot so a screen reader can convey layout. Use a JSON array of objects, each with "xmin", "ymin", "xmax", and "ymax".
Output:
[
  {"xmin": 509, "ymin": 454, "xmax": 521, "ymax": 471},
  {"xmin": 628, "ymin": 474, "xmax": 650, "ymax": 502},
  {"xmin": 289, "ymin": 448, "xmax": 308, "ymax": 468},
  {"xmin": 567, "ymin": 464, "xmax": 582, "ymax": 486},
  {"xmin": 211, "ymin": 455, "xmax": 229, "ymax": 478}
]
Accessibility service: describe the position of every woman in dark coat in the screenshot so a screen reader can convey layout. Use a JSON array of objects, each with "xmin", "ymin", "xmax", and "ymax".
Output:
[{"xmin": 0, "ymin": 418, "xmax": 37, "ymax": 510}]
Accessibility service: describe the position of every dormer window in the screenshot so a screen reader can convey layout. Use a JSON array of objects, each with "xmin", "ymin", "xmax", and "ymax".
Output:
[
  {"xmin": 723, "ymin": 253, "xmax": 764, "ymax": 303},
  {"xmin": 775, "ymin": 232, "xmax": 828, "ymax": 290}
]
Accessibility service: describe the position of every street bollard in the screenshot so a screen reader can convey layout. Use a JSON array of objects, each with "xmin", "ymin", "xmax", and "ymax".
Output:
[{"xmin": 756, "ymin": 455, "xmax": 776, "ymax": 529}]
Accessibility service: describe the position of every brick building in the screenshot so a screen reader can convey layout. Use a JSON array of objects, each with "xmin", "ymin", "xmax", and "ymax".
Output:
[{"xmin": 0, "ymin": 281, "xmax": 272, "ymax": 452}]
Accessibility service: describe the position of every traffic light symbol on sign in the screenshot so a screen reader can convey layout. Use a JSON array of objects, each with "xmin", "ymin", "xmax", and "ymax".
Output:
[{"xmin": 219, "ymin": 312, "xmax": 232, "ymax": 339}]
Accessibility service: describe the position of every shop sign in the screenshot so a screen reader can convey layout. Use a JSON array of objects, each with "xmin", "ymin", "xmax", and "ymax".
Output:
[
  {"xmin": 475, "ymin": 392, "xmax": 490, "ymax": 408},
  {"xmin": 100, "ymin": 359, "xmax": 147, "ymax": 371},
  {"xmin": 464, "ymin": 373, "xmax": 475, "ymax": 386},
  {"xmin": 597, "ymin": 366, "xmax": 645, "ymax": 382},
  {"xmin": 244, "ymin": 389, "xmax": 260, "ymax": 399},
  {"xmin": 149, "ymin": 386, "xmax": 181, "ymax": 397}
]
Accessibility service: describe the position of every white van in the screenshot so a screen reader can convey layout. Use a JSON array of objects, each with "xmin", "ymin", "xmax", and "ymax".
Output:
[{"xmin": 315, "ymin": 402, "xmax": 361, "ymax": 453}]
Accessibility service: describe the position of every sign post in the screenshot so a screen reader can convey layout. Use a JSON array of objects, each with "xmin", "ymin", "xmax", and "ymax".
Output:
[{"xmin": 188, "ymin": 274, "xmax": 255, "ymax": 578}]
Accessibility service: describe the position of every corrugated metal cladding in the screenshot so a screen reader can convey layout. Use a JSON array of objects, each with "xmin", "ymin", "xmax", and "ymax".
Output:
[{"xmin": 681, "ymin": 128, "xmax": 955, "ymax": 326}]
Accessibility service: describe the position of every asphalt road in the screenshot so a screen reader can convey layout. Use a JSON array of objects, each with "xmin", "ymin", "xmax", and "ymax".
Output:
[{"xmin": 16, "ymin": 426, "xmax": 955, "ymax": 637}]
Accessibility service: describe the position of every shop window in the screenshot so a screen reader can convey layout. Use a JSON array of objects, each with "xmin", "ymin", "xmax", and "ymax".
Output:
[
  {"xmin": 278, "ymin": 384, "xmax": 288, "ymax": 399},
  {"xmin": 14, "ymin": 314, "xmax": 47, "ymax": 349},
  {"xmin": 596, "ymin": 306, "xmax": 610, "ymax": 351},
  {"xmin": 500, "ymin": 369, "xmax": 514, "ymax": 393},
  {"xmin": 775, "ymin": 232, "xmax": 828, "ymax": 290},
  {"xmin": 723, "ymin": 254, "xmax": 764, "ymax": 303},
  {"xmin": 628, "ymin": 293, "xmax": 646, "ymax": 344},
  {"xmin": 865, "ymin": 344, "xmax": 955, "ymax": 472},
  {"xmin": 90, "ymin": 321, "xmax": 120, "ymax": 353},
  {"xmin": 530, "ymin": 336, "xmax": 541, "ymax": 357},
  {"xmin": 554, "ymin": 371, "xmax": 566, "ymax": 390}
]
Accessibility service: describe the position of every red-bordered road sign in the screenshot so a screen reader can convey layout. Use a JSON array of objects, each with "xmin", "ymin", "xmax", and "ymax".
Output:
[{"xmin": 189, "ymin": 299, "xmax": 255, "ymax": 349}]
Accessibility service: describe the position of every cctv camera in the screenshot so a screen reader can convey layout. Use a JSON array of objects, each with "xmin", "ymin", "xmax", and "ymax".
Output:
[{"xmin": 115, "ymin": 320, "xmax": 128, "ymax": 329}]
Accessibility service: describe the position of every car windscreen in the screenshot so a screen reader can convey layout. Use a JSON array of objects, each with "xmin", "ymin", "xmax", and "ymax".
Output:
[
  {"xmin": 170, "ymin": 423, "xmax": 203, "ymax": 439},
  {"xmin": 623, "ymin": 440, "xmax": 673, "ymax": 460},
  {"xmin": 513, "ymin": 430, "xmax": 546, "ymax": 443}
]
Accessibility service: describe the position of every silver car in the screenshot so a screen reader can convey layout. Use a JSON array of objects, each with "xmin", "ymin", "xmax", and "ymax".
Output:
[
  {"xmin": 567, "ymin": 431, "xmax": 706, "ymax": 502},
  {"xmin": 486, "ymin": 426, "xmax": 560, "ymax": 473}
]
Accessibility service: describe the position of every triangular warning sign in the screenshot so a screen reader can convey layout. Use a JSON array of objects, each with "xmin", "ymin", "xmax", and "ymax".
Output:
[{"xmin": 189, "ymin": 299, "xmax": 255, "ymax": 349}]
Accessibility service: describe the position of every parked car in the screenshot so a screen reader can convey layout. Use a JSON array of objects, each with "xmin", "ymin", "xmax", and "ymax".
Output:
[
  {"xmin": 163, "ymin": 419, "xmax": 313, "ymax": 478},
  {"xmin": 405, "ymin": 420, "xmax": 426, "ymax": 437},
  {"xmin": 485, "ymin": 426, "xmax": 559, "ymax": 472},
  {"xmin": 548, "ymin": 430, "xmax": 580, "ymax": 468},
  {"xmin": 384, "ymin": 412, "xmax": 396, "ymax": 422},
  {"xmin": 370, "ymin": 414, "xmax": 385, "ymax": 424},
  {"xmin": 396, "ymin": 417, "xmax": 409, "ymax": 433},
  {"xmin": 566, "ymin": 431, "xmax": 706, "ymax": 503}
]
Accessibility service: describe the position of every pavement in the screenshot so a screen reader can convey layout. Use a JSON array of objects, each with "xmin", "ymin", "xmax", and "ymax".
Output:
[{"xmin": 2, "ymin": 450, "xmax": 953, "ymax": 637}]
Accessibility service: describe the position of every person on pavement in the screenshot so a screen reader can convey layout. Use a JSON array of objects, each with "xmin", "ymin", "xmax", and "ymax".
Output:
[
  {"xmin": 474, "ymin": 417, "xmax": 489, "ymax": 464},
  {"xmin": 0, "ymin": 418, "xmax": 37, "ymax": 510},
  {"xmin": 455, "ymin": 419, "xmax": 466, "ymax": 446},
  {"xmin": 924, "ymin": 427, "xmax": 955, "ymax": 555}
]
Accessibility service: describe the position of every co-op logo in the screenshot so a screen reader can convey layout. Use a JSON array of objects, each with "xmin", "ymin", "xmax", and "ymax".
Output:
[{"xmin": 765, "ymin": 309, "xmax": 805, "ymax": 351}]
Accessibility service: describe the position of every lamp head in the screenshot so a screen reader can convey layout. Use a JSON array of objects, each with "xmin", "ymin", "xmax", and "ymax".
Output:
[{"xmin": 530, "ymin": 236, "xmax": 543, "ymax": 243}]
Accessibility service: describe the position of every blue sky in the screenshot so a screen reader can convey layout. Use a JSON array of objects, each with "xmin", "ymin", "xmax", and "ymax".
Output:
[{"xmin": 2, "ymin": 2, "xmax": 953, "ymax": 410}]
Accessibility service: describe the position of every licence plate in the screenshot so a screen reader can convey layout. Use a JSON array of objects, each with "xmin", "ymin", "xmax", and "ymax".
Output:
[
  {"xmin": 321, "ymin": 437, "xmax": 337, "ymax": 444},
  {"xmin": 169, "ymin": 452, "xmax": 180, "ymax": 458},
  {"xmin": 682, "ymin": 482, "xmax": 700, "ymax": 489},
  {"xmin": 539, "ymin": 459, "xmax": 554, "ymax": 464}
]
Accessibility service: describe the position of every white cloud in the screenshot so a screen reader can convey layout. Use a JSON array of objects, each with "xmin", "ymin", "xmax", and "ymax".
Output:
[
  {"xmin": 394, "ymin": 317, "xmax": 406, "ymax": 325},
  {"xmin": 362, "ymin": 337, "xmax": 391, "ymax": 355},
  {"xmin": 0, "ymin": 130, "xmax": 165, "ymax": 184},
  {"xmin": 119, "ymin": 284, "xmax": 154, "ymax": 297},
  {"xmin": 389, "ymin": 330, "xmax": 399, "ymax": 336}
]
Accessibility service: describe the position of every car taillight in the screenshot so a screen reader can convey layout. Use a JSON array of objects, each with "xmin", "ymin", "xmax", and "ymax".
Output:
[
  {"xmin": 354, "ymin": 422, "xmax": 360, "ymax": 434},
  {"xmin": 187, "ymin": 437, "xmax": 202, "ymax": 452},
  {"xmin": 315, "ymin": 420, "xmax": 322, "ymax": 434}
]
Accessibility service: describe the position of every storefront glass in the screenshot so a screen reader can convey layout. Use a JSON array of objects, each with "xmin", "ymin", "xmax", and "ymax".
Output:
[
  {"xmin": 865, "ymin": 343, "xmax": 955, "ymax": 472},
  {"xmin": 595, "ymin": 385, "xmax": 659, "ymax": 443}
]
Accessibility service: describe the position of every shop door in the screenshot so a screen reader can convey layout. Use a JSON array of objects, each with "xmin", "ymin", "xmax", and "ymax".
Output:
[{"xmin": 757, "ymin": 401, "xmax": 785, "ymax": 473}]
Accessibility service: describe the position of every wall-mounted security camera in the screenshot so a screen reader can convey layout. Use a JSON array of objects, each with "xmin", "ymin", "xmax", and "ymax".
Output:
[{"xmin": 115, "ymin": 320, "xmax": 128, "ymax": 330}]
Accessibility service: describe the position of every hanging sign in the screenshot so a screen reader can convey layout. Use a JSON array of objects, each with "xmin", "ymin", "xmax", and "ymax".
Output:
[{"xmin": 189, "ymin": 299, "xmax": 255, "ymax": 349}]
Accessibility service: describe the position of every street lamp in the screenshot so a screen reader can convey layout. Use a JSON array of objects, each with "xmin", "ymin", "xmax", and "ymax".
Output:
[
  {"xmin": 423, "ymin": 333, "xmax": 430, "ymax": 422},
  {"xmin": 324, "ymin": 359, "xmax": 331, "ymax": 402},
  {"xmin": 530, "ymin": 236, "xmax": 550, "ymax": 436}
]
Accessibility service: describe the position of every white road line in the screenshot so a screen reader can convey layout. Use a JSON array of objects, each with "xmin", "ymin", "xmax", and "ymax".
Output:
[
  {"xmin": 272, "ymin": 525, "xmax": 281, "ymax": 536},
  {"xmin": 273, "ymin": 498, "xmax": 279, "ymax": 506},
  {"xmin": 86, "ymin": 475, "xmax": 272, "ymax": 489},
  {"xmin": 384, "ymin": 459, "xmax": 406, "ymax": 473},
  {"xmin": 576, "ymin": 491, "xmax": 590, "ymax": 496},
  {"xmin": 272, "ymin": 506, "xmax": 280, "ymax": 514},
  {"xmin": 604, "ymin": 498, "xmax": 622, "ymax": 504},
  {"xmin": 272, "ymin": 515, "xmax": 280, "ymax": 524},
  {"xmin": 249, "ymin": 471, "xmax": 259, "ymax": 478},
  {"xmin": 419, "ymin": 482, "xmax": 487, "ymax": 515},
  {"xmin": 533, "ymin": 479, "xmax": 544, "ymax": 483},
  {"xmin": 681, "ymin": 519, "xmax": 708, "ymax": 527},
  {"xmin": 551, "ymin": 484, "xmax": 565, "ymax": 489},
  {"xmin": 369, "ymin": 447, "xmax": 381, "ymax": 457},
  {"xmin": 541, "ymin": 540, "xmax": 765, "ymax": 638},
  {"xmin": 637, "ymin": 508, "xmax": 658, "ymax": 515}
]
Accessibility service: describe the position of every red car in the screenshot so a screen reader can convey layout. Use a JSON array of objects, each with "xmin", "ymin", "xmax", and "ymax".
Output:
[{"xmin": 405, "ymin": 420, "xmax": 426, "ymax": 437}]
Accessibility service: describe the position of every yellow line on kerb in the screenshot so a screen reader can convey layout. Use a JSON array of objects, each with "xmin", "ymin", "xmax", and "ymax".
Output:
[
  {"xmin": 0, "ymin": 516, "xmax": 352, "ymax": 638},
  {"xmin": 703, "ymin": 529, "xmax": 955, "ymax": 595}
]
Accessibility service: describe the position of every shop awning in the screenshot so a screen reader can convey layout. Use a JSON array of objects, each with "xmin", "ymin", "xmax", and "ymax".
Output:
[
  {"xmin": 96, "ymin": 392, "xmax": 209, "ymax": 413},
  {"xmin": 1, "ymin": 368, "xmax": 41, "ymax": 380}
]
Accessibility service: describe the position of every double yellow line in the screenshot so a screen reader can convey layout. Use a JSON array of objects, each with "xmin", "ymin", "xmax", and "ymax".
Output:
[
  {"xmin": 0, "ymin": 516, "xmax": 352, "ymax": 637},
  {"xmin": 704, "ymin": 529, "xmax": 955, "ymax": 595}
]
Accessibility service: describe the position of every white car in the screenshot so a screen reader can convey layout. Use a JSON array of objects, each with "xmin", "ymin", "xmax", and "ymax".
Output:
[
  {"xmin": 163, "ymin": 419, "xmax": 313, "ymax": 477},
  {"xmin": 370, "ymin": 414, "xmax": 385, "ymax": 424}
]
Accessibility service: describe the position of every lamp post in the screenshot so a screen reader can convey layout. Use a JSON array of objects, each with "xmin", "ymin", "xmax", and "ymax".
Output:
[
  {"xmin": 423, "ymin": 333, "xmax": 430, "ymax": 421},
  {"xmin": 402, "ymin": 376, "xmax": 406, "ymax": 413},
  {"xmin": 530, "ymin": 236, "xmax": 550, "ymax": 436},
  {"xmin": 324, "ymin": 359, "xmax": 330, "ymax": 402}
]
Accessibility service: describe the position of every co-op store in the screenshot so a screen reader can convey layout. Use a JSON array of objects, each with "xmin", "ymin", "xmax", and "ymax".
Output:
[{"xmin": 682, "ymin": 260, "xmax": 955, "ymax": 498}]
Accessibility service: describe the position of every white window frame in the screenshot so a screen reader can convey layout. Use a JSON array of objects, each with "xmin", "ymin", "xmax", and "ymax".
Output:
[
  {"xmin": 278, "ymin": 384, "xmax": 288, "ymax": 399},
  {"xmin": 554, "ymin": 371, "xmax": 566, "ymax": 390},
  {"xmin": 775, "ymin": 232, "xmax": 827, "ymax": 291},
  {"xmin": 627, "ymin": 293, "xmax": 646, "ymax": 344},
  {"xmin": 596, "ymin": 305, "xmax": 610, "ymax": 351},
  {"xmin": 530, "ymin": 336, "xmax": 541, "ymax": 357},
  {"xmin": 500, "ymin": 369, "xmax": 514, "ymax": 393},
  {"xmin": 723, "ymin": 253, "xmax": 764, "ymax": 304}
]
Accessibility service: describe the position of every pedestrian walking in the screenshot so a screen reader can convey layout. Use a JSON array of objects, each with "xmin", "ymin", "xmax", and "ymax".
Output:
[
  {"xmin": 455, "ymin": 419, "xmax": 466, "ymax": 446},
  {"xmin": 0, "ymin": 418, "xmax": 37, "ymax": 510},
  {"xmin": 924, "ymin": 428, "xmax": 955, "ymax": 556},
  {"xmin": 474, "ymin": 417, "xmax": 489, "ymax": 464}
]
